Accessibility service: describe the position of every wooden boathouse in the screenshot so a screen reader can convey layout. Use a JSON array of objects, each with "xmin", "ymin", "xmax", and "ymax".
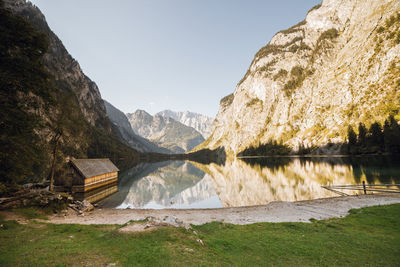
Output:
[{"xmin": 55, "ymin": 158, "xmax": 119, "ymax": 193}]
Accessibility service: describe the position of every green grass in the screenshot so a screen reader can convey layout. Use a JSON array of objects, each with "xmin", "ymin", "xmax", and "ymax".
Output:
[
  {"xmin": 12, "ymin": 208, "xmax": 49, "ymax": 220},
  {"xmin": 1, "ymin": 204, "xmax": 400, "ymax": 266}
]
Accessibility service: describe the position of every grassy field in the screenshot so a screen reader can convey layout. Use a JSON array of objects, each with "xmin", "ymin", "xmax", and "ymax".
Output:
[{"xmin": 0, "ymin": 204, "xmax": 400, "ymax": 266}]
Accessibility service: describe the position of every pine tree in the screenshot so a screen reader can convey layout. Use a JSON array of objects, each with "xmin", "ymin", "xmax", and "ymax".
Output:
[
  {"xmin": 368, "ymin": 122, "xmax": 384, "ymax": 151},
  {"xmin": 383, "ymin": 115, "xmax": 400, "ymax": 153},
  {"xmin": 347, "ymin": 126, "xmax": 357, "ymax": 154},
  {"xmin": 357, "ymin": 123, "xmax": 367, "ymax": 147}
]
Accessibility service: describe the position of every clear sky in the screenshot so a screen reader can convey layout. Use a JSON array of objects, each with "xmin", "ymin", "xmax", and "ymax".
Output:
[{"xmin": 29, "ymin": 0, "xmax": 321, "ymax": 117}]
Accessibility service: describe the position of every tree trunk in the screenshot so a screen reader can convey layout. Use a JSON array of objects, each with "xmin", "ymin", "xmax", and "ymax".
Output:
[{"xmin": 49, "ymin": 132, "xmax": 61, "ymax": 191}]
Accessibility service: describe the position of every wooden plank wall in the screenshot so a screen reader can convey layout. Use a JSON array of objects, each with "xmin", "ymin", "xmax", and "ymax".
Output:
[{"xmin": 72, "ymin": 172, "xmax": 118, "ymax": 193}]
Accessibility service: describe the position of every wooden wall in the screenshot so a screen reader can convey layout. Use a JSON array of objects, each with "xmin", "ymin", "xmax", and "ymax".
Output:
[{"xmin": 72, "ymin": 172, "xmax": 118, "ymax": 193}]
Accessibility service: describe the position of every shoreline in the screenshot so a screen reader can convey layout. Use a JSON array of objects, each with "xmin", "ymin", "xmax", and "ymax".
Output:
[
  {"xmin": 237, "ymin": 153, "xmax": 393, "ymax": 159},
  {"xmin": 45, "ymin": 194, "xmax": 400, "ymax": 226}
]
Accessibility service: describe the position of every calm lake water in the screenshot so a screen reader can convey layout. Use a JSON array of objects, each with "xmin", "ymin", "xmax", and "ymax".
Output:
[{"xmin": 98, "ymin": 156, "xmax": 400, "ymax": 209}]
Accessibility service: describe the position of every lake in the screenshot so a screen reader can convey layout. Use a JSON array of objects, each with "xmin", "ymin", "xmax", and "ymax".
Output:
[{"xmin": 98, "ymin": 156, "xmax": 400, "ymax": 209}]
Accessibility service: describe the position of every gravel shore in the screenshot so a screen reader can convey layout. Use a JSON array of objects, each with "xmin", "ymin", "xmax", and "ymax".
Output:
[{"xmin": 47, "ymin": 194, "xmax": 400, "ymax": 226}]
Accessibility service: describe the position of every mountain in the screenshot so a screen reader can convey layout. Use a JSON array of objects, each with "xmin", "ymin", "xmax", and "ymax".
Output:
[
  {"xmin": 127, "ymin": 110, "xmax": 205, "ymax": 153},
  {"xmin": 0, "ymin": 0, "xmax": 140, "ymax": 185},
  {"xmin": 156, "ymin": 110, "xmax": 213, "ymax": 138},
  {"xmin": 197, "ymin": 0, "xmax": 400, "ymax": 155},
  {"xmin": 104, "ymin": 101, "xmax": 170, "ymax": 153}
]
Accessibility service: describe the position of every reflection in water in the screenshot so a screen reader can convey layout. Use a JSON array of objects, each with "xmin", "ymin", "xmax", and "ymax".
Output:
[
  {"xmin": 195, "ymin": 156, "xmax": 400, "ymax": 207},
  {"xmin": 73, "ymin": 182, "xmax": 118, "ymax": 203},
  {"xmin": 100, "ymin": 156, "xmax": 400, "ymax": 209},
  {"xmin": 99, "ymin": 161, "xmax": 222, "ymax": 209}
]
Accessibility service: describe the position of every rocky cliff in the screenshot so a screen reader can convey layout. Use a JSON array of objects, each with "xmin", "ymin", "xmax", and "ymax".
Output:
[
  {"xmin": 199, "ymin": 0, "xmax": 400, "ymax": 155},
  {"xmin": 0, "ymin": 0, "xmax": 140, "ymax": 185},
  {"xmin": 156, "ymin": 110, "xmax": 213, "ymax": 138},
  {"xmin": 127, "ymin": 110, "xmax": 205, "ymax": 153},
  {"xmin": 104, "ymin": 101, "xmax": 170, "ymax": 153},
  {"xmin": 7, "ymin": 0, "xmax": 108, "ymax": 128}
]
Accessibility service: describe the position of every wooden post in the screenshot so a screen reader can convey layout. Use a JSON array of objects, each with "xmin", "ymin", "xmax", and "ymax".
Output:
[{"xmin": 362, "ymin": 181, "xmax": 367, "ymax": 195}]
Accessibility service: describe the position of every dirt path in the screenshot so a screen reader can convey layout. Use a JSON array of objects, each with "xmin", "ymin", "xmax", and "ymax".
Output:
[{"xmin": 47, "ymin": 194, "xmax": 400, "ymax": 226}]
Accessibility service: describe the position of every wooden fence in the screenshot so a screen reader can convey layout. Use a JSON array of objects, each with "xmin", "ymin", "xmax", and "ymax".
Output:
[{"xmin": 321, "ymin": 182, "xmax": 400, "ymax": 196}]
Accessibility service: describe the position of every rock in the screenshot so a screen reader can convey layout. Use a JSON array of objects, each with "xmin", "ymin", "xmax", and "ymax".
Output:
[
  {"xmin": 80, "ymin": 200, "xmax": 94, "ymax": 212},
  {"xmin": 199, "ymin": 0, "xmax": 400, "ymax": 155},
  {"xmin": 72, "ymin": 200, "xmax": 94, "ymax": 213},
  {"xmin": 184, "ymin": 248, "xmax": 194, "ymax": 253},
  {"xmin": 143, "ymin": 216, "xmax": 191, "ymax": 229},
  {"xmin": 196, "ymin": 239, "xmax": 204, "ymax": 246},
  {"xmin": 183, "ymin": 223, "xmax": 192, "ymax": 230},
  {"xmin": 162, "ymin": 216, "xmax": 182, "ymax": 227},
  {"xmin": 68, "ymin": 199, "xmax": 94, "ymax": 214}
]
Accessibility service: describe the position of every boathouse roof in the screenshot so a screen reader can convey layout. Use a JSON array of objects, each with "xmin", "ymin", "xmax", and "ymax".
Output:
[{"xmin": 70, "ymin": 158, "xmax": 119, "ymax": 178}]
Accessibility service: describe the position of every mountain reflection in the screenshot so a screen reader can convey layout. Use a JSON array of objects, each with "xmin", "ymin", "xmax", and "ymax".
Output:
[
  {"xmin": 194, "ymin": 156, "xmax": 400, "ymax": 207},
  {"xmin": 99, "ymin": 161, "xmax": 222, "ymax": 209},
  {"xmin": 99, "ymin": 156, "xmax": 400, "ymax": 209}
]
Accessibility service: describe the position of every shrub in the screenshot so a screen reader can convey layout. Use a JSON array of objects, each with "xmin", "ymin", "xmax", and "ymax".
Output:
[
  {"xmin": 299, "ymin": 43, "xmax": 311, "ymax": 50},
  {"xmin": 273, "ymin": 69, "xmax": 288, "ymax": 81},
  {"xmin": 246, "ymin": 98, "xmax": 263, "ymax": 107},
  {"xmin": 387, "ymin": 31, "xmax": 395, "ymax": 39},
  {"xmin": 283, "ymin": 66, "xmax": 307, "ymax": 97},
  {"xmin": 288, "ymin": 45, "xmax": 299, "ymax": 53},
  {"xmin": 255, "ymin": 44, "xmax": 283, "ymax": 59},
  {"xmin": 311, "ymin": 28, "xmax": 339, "ymax": 62},
  {"xmin": 307, "ymin": 4, "xmax": 322, "ymax": 15},
  {"xmin": 385, "ymin": 15, "xmax": 396, "ymax": 28},
  {"xmin": 290, "ymin": 66, "xmax": 304, "ymax": 77},
  {"xmin": 279, "ymin": 20, "xmax": 306, "ymax": 35},
  {"xmin": 220, "ymin": 93, "xmax": 234, "ymax": 106},
  {"xmin": 319, "ymin": 28, "xmax": 339, "ymax": 41},
  {"xmin": 257, "ymin": 59, "xmax": 277, "ymax": 73},
  {"xmin": 376, "ymin": 26, "xmax": 385, "ymax": 33}
]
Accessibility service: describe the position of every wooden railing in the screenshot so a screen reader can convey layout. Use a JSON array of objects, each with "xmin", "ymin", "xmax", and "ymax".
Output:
[{"xmin": 321, "ymin": 182, "xmax": 400, "ymax": 196}]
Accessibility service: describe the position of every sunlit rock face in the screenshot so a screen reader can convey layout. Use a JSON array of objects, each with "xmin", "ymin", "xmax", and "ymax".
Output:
[
  {"xmin": 199, "ymin": 0, "xmax": 400, "ymax": 155},
  {"xmin": 195, "ymin": 158, "xmax": 392, "ymax": 207}
]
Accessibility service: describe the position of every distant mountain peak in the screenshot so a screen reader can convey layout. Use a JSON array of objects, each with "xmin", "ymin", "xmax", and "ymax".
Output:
[
  {"xmin": 127, "ymin": 110, "xmax": 205, "ymax": 153},
  {"xmin": 156, "ymin": 110, "xmax": 214, "ymax": 138},
  {"xmin": 104, "ymin": 102, "xmax": 170, "ymax": 153}
]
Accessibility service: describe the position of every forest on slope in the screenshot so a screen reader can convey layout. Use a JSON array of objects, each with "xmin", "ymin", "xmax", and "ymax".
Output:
[{"xmin": 0, "ymin": 0, "xmax": 140, "ymax": 189}]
